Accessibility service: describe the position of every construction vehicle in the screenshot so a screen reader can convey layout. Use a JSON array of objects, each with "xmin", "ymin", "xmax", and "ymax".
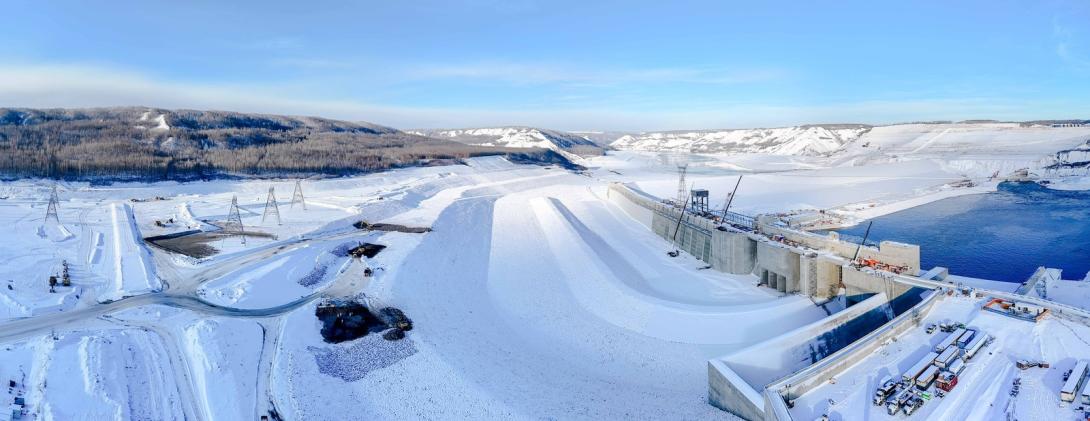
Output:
[
  {"xmin": 885, "ymin": 388, "xmax": 912, "ymax": 415},
  {"xmin": 902, "ymin": 395, "xmax": 924, "ymax": 415},
  {"xmin": 873, "ymin": 376, "xmax": 898, "ymax": 405}
]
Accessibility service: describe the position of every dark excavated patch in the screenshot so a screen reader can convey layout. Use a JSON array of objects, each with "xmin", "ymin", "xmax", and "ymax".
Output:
[
  {"xmin": 353, "ymin": 220, "xmax": 432, "ymax": 233},
  {"xmin": 308, "ymin": 333, "xmax": 417, "ymax": 382}
]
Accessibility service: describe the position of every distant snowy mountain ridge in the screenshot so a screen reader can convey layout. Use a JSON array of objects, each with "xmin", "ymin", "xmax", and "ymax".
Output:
[
  {"xmin": 410, "ymin": 127, "xmax": 601, "ymax": 152},
  {"xmin": 609, "ymin": 125, "xmax": 871, "ymax": 156}
]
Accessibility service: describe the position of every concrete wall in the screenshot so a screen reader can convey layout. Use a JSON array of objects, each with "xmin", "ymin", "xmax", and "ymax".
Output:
[
  {"xmin": 768, "ymin": 290, "xmax": 943, "ymax": 404},
  {"xmin": 711, "ymin": 229, "xmax": 758, "ymax": 274},
  {"xmin": 759, "ymin": 221, "xmax": 921, "ymax": 275},
  {"xmin": 709, "ymin": 360, "xmax": 769, "ymax": 421},
  {"xmin": 756, "ymin": 242, "xmax": 800, "ymax": 293},
  {"xmin": 842, "ymin": 265, "xmax": 914, "ymax": 304}
]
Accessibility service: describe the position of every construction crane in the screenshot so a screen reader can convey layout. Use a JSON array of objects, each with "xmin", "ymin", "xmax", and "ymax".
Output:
[
  {"xmin": 851, "ymin": 221, "xmax": 873, "ymax": 265},
  {"xmin": 720, "ymin": 175, "xmax": 743, "ymax": 221}
]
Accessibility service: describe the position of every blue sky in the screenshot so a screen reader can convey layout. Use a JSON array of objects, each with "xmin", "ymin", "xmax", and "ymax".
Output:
[{"xmin": 1, "ymin": 0, "xmax": 1088, "ymax": 130}]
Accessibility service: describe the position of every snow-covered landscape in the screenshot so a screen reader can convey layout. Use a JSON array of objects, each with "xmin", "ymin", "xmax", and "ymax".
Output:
[
  {"xmin": 3, "ymin": 2, "xmax": 1090, "ymax": 419},
  {"xmin": 0, "ymin": 117, "xmax": 1087, "ymax": 420}
]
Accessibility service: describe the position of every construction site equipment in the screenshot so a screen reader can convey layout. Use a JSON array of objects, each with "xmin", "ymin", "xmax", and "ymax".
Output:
[
  {"xmin": 851, "ymin": 221, "xmax": 873, "ymax": 263},
  {"xmin": 690, "ymin": 189, "xmax": 709, "ymax": 213},
  {"xmin": 873, "ymin": 377, "xmax": 897, "ymax": 405},
  {"xmin": 982, "ymin": 298, "xmax": 1050, "ymax": 322},
  {"xmin": 903, "ymin": 351, "xmax": 939, "ymax": 383},
  {"xmin": 885, "ymin": 388, "xmax": 912, "ymax": 415},
  {"xmin": 61, "ymin": 260, "xmax": 70, "ymax": 287},
  {"xmin": 44, "ymin": 184, "xmax": 60, "ymax": 223},
  {"xmin": 290, "ymin": 179, "xmax": 306, "ymax": 210},
  {"xmin": 719, "ymin": 175, "xmax": 743, "ymax": 219},
  {"xmin": 262, "ymin": 187, "xmax": 281, "ymax": 225},
  {"xmin": 1016, "ymin": 359, "xmax": 1048, "ymax": 370},
  {"xmin": 1061, "ymin": 360, "xmax": 1088, "ymax": 402}
]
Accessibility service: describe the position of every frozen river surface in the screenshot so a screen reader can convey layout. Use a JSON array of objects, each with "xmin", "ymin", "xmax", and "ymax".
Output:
[{"xmin": 834, "ymin": 182, "xmax": 1090, "ymax": 283}]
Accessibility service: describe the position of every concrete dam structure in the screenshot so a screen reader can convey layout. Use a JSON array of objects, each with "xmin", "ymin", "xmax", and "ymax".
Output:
[
  {"xmin": 605, "ymin": 183, "xmax": 920, "ymax": 301},
  {"xmin": 604, "ymin": 182, "xmax": 936, "ymax": 421}
]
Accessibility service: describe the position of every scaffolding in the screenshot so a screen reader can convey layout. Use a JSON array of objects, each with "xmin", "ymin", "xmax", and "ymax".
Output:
[
  {"xmin": 263, "ymin": 187, "xmax": 281, "ymax": 225},
  {"xmin": 290, "ymin": 180, "xmax": 306, "ymax": 210}
]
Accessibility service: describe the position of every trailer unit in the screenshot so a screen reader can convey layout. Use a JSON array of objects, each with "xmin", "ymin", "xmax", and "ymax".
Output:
[
  {"xmin": 935, "ymin": 329, "xmax": 962, "ymax": 353},
  {"xmin": 963, "ymin": 334, "xmax": 988, "ymax": 360},
  {"xmin": 956, "ymin": 329, "xmax": 976, "ymax": 348},
  {"xmin": 935, "ymin": 346, "xmax": 960, "ymax": 368},
  {"xmin": 1061, "ymin": 360, "xmax": 1088, "ymax": 402},
  {"xmin": 916, "ymin": 365, "xmax": 940, "ymax": 389},
  {"xmin": 903, "ymin": 352, "xmax": 939, "ymax": 383}
]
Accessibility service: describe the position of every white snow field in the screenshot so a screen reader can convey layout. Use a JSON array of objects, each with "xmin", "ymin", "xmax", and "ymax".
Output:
[{"xmin": 0, "ymin": 120, "xmax": 1087, "ymax": 421}]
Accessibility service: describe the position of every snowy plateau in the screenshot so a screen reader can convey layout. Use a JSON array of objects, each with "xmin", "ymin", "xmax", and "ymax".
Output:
[{"xmin": 1, "ymin": 120, "xmax": 1090, "ymax": 421}]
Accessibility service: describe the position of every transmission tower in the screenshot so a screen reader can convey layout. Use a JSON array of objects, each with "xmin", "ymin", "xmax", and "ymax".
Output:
[
  {"xmin": 45, "ymin": 184, "xmax": 60, "ymax": 223},
  {"xmin": 262, "ymin": 187, "xmax": 281, "ymax": 225},
  {"xmin": 290, "ymin": 180, "xmax": 306, "ymax": 210},
  {"xmin": 225, "ymin": 195, "xmax": 246, "ymax": 244},
  {"xmin": 675, "ymin": 164, "xmax": 688, "ymax": 208}
]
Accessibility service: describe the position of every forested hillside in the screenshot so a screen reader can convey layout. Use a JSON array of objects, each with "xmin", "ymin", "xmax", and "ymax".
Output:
[{"xmin": 0, "ymin": 107, "xmax": 570, "ymax": 181}]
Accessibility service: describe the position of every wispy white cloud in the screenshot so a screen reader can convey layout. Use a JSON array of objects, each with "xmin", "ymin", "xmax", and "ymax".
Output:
[
  {"xmin": 408, "ymin": 61, "xmax": 788, "ymax": 87},
  {"xmin": 0, "ymin": 62, "xmax": 1082, "ymax": 132}
]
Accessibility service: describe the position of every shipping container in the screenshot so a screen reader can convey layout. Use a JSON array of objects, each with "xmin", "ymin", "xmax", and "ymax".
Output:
[
  {"xmin": 916, "ymin": 365, "xmax": 940, "ymax": 389},
  {"xmin": 957, "ymin": 329, "xmax": 976, "ymax": 348},
  {"xmin": 935, "ymin": 346, "xmax": 960, "ymax": 368},
  {"xmin": 903, "ymin": 352, "xmax": 939, "ymax": 383},
  {"xmin": 947, "ymin": 359, "xmax": 966, "ymax": 376},
  {"xmin": 935, "ymin": 329, "xmax": 963, "ymax": 353},
  {"xmin": 1061, "ymin": 360, "xmax": 1088, "ymax": 402},
  {"xmin": 964, "ymin": 334, "xmax": 988, "ymax": 360}
]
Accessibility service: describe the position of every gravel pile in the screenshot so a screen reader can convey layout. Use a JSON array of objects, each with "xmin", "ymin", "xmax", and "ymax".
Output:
[{"xmin": 308, "ymin": 334, "xmax": 417, "ymax": 382}]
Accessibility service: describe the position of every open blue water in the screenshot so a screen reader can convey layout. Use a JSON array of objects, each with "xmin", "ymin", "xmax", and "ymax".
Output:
[{"xmin": 832, "ymin": 182, "xmax": 1090, "ymax": 283}]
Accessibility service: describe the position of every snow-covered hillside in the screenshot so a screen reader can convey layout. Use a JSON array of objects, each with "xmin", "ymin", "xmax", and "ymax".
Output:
[
  {"xmin": 411, "ymin": 127, "xmax": 602, "ymax": 152},
  {"xmin": 609, "ymin": 125, "xmax": 871, "ymax": 156}
]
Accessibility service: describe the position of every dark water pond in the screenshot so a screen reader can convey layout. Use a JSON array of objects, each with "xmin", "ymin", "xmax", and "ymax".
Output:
[{"xmin": 832, "ymin": 182, "xmax": 1090, "ymax": 283}]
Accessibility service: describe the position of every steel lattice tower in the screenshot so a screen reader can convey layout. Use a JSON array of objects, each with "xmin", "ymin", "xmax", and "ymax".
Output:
[
  {"xmin": 225, "ymin": 195, "xmax": 246, "ymax": 244},
  {"xmin": 45, "ymin": 184, "xmax": 60, "ymax": 223},
  {"xmin": 262, "ymin": 187, "xmax": 281, "ymax": 225},
  {"xmin": 675, "ymin": 164, "xmax": 688, "ymax": 208},
  {"xmin": 290, "ymin": 180, "xmax": 306, "ymax": 210}
]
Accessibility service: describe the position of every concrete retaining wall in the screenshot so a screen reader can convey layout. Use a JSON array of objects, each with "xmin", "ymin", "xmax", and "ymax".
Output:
[
  {"xmin": 769, "ymin": 290, "xmax": 942, "ymax": 403},
  {"xmin": 759, "ymin": 220, "xmax": 921, "ymax": 275}
]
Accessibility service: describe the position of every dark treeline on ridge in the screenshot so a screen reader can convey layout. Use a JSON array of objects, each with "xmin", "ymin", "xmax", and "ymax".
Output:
[{"xmin": 0, "ymin": 107, "xmax": 572, "ymax": 181}]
